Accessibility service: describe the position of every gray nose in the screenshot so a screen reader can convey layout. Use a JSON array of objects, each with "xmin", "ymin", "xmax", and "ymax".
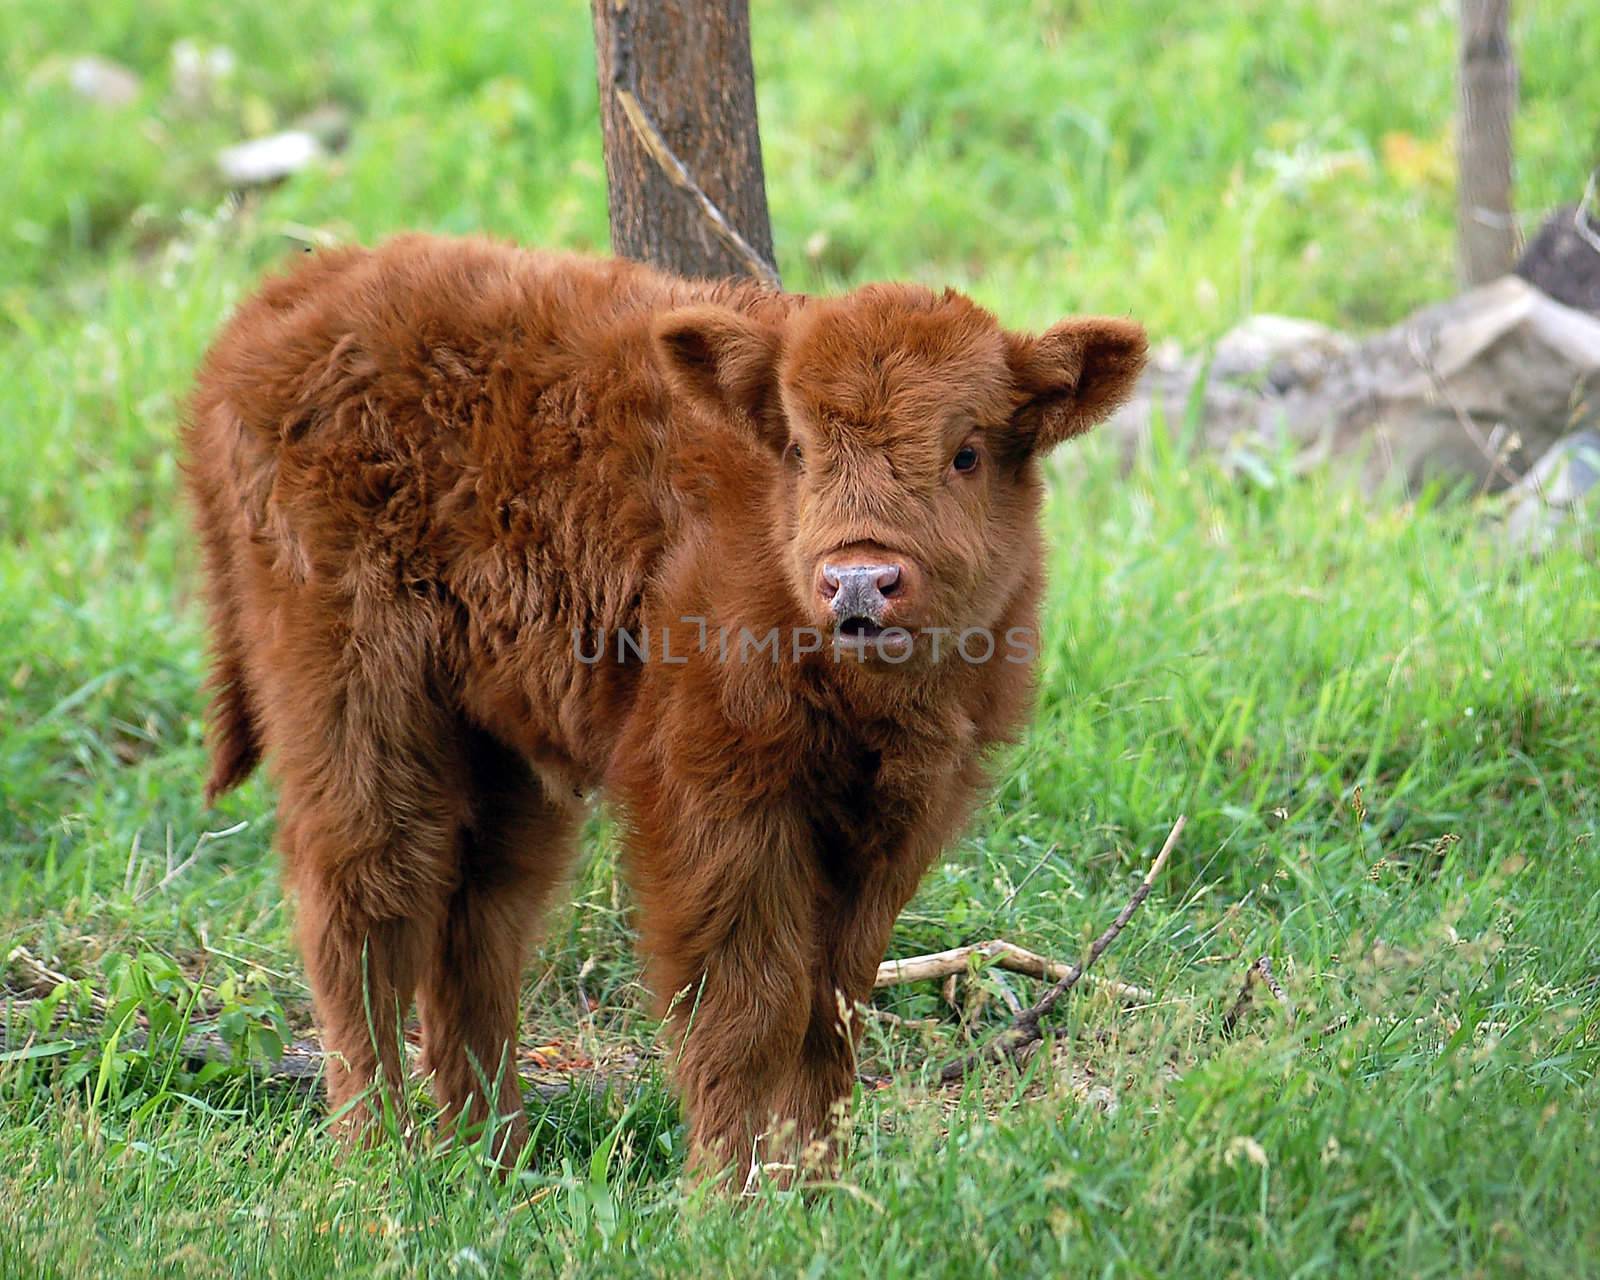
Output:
[{"xmin": 821, "ymin": 562, "xmax": 901, "ymax": 621}]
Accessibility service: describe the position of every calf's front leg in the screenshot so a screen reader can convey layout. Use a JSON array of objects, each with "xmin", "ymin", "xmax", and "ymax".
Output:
[
  {"xmin": 772, "ymin": 851, "xmax": 945, "ymax": 1174},
  {"xmin": 626, "ymin": 801, "xmax": 822, "ymax": 1182},
  {"xmin": 771, "ymin": 778, "xmax": 984, "ymax": 1174}
]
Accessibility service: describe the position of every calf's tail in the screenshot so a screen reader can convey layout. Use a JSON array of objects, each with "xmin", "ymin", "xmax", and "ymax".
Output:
[
  {"xmin": 202, "ymin": 611, "xmax": 263, "ymax": 804},
  {"xmin": 185, "ymin": 403, "xmax": 266, "ymax": 805}
]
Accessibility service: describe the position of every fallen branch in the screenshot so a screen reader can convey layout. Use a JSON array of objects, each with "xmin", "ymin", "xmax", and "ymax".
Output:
[
  {"xmin": 875, "ymin": 940, "xmax": 1154, "ymax": 1003},
  {"xmin": 0, "ymin": 997, "xmax": 326, "ymax": 1092},
  {"xmin": 0, "ymin": 1002, "xmax": 616, "ymax": 1104},
  {"xmin": 860, "ymin": 1008, "xmax": 940, "ymax": 1030},
  {"xmin": 2, "ymin": 947, "xmax": 621, "ymax": 1104},
  {"xmin": 6, "ymin": 946, "xmax": 108, "ymax": 1014},
  {"xmin": 935, "ymin": 816, "xmax": 1186, "ymax": 1086}
]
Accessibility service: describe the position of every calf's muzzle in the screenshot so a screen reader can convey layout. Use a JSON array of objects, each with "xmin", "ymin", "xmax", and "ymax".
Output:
[{"xmin": 819, "ymin": 559, "xmax": 904, "ymax": 630}]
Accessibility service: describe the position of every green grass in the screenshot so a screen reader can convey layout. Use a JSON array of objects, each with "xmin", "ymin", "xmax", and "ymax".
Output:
[{"xmin": 2, "ymin": 1, "xmax": 1599, "ymax": 1275}]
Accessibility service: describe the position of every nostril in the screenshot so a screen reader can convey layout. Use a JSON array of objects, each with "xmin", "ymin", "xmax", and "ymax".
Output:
[
  {"xmin": 820, "ymin": 565, "xmax": 841, "ymax": 598},
  {"xmin": 876, "ymin": 565, "xmax": 902, "ymax": 597}
]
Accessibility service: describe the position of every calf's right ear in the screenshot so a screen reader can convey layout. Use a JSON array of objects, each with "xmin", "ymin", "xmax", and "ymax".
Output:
[{"xmin": 653, "ymin": 305, "xmax": 783, "ymax": 446}]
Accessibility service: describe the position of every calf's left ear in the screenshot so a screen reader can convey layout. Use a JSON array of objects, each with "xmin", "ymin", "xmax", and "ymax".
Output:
[
  {"xmin": 1003, "ymin": 317, "xmax": 1148, "ymax": 453},
  {"xmin": 653, "ymin": 305, "xmax": 783, "ymax": 445}
]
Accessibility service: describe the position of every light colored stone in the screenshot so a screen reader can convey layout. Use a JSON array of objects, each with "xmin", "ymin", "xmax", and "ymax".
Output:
[
  {"xmin": 66, "ymin": 55, "xmax": 140, "ymax": 108},
  {"xmin": 217, "ymin": 131, "xmax": 324, "ymax": 186},
  {"xmin": 1210, "ymin": 314, "xmax": 1354, "ymax": 388},
  {"xmin": 171, "ymin": 39, "xmax": 236, "ymax": 105}
]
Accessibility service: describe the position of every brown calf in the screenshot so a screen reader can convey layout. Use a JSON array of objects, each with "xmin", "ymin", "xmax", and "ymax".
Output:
[{"xmin": 183, "ymin": 235, "xmax": 1145, "ymax": 1179}]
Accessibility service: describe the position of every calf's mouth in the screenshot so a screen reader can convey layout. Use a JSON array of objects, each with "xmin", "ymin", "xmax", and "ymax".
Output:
[
  {"xmin": 836, "ymin": 615, "xmax": 884, "ymax": 640},
  {"xmin": 832, "ymin": 614, "xmax": 913, "ymax": 660}
]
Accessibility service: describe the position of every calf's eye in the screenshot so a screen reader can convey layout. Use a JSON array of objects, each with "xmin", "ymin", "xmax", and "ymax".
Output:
[
  {"xmin": 951, "ymin": 445, "xmax": 979, "ymax": 474},
  {"xmin": 784, "ymin": 440, "xmax": 804, "ymax": 467}
]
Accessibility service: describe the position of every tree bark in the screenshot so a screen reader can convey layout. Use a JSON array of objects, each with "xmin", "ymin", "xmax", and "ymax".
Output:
[
  {"xmin": 1456, "ymin": 0, "xmax": 1517, "ymax": 286},
  {"xmin": 591, "ymin": 0, "xmax": 780, "ymax": 286}
]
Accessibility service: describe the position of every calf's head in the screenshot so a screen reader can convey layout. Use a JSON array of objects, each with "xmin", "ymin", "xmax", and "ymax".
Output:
[{"xmin": 654, "ymin": 285, "xmax": 1145, "ymax": 665}]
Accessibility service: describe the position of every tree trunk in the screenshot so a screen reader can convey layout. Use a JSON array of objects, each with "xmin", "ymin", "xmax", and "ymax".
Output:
[
  {"xmin": 1456, "ymin": 0, "xmax": 1517, "ymax": 286},
  {"xmin": 590, "ymin": 0, "xmax": 780, "ymax": 286}
]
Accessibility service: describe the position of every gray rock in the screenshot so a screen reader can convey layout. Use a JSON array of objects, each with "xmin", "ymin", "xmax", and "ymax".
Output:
[
  {"xmin": 217, "ymin": 131, "xmax": 325, "ymax": 186},
  {"xmin": 1109, "ymin": 276, "xmax": 1600, "ymax": 493},
  {"xmin": 1209, "ymin": 314, "xmax": 1354, "ymax": 390},
  {"xmin": 292, "ymin": 103, "xmax": 353, "ymax": 150},
  {"xmin": 1502, "ymin": 428, "xmax": 1600, "ymax": 550},
  {"xmin": 1515, "ymin": 203, "xmax": 1600, "ymax": 316}
]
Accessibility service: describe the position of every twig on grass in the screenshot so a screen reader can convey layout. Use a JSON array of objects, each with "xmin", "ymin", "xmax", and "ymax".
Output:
[
  {"xmin": 2, "ymin": 950, "xmax": 614, "ymax": 1103},
  {"xmin": 133, "ymin": 821, "xmax": 249, "ymax": 904},
  {"xmin": 6, "ymin": 947, "xmax": 108, "ymax": 1014},
  {"xmin": 874, "ymin": 939, "xmax": 1154, "ymax": 1003},
  {"xmin": 1218, "ymin": 954, "xmax": 1296, "ymax": 1038},
  {"xmin": 934, "ymin": 816, "xmax": 1186, "ymax": 1086},
  {"xmin": 861, "ymin": 1008, "xmax": 940, "ymax": 1030}
]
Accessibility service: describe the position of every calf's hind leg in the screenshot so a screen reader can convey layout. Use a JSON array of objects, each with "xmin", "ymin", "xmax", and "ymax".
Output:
[
  {"xmin": 417, "ymin": 731, "xmax": 582, "ymax": 1160},
  {"xmin": 281, "ymin": 785, "xmax": 461, "ymax": 1142},
  {"xmin": 260, "ymin": 627, "xmax": 469, "ymax": 1144}
]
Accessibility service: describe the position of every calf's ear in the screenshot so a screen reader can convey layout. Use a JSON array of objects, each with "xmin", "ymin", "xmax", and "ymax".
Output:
[
  {"xmin": 1003, "ymin": 317, "xmax": 1147, "ymax": 454},
  {"xmin": 653, "ymin": 305, "xmax": 783, "ymax": 445}
]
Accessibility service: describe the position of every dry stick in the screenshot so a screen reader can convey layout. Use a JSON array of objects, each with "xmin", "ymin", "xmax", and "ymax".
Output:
[
  {"xmin": 1218, "ymin": 954, "xmax": 1296, "ymax": 1038},
  {"xmin": 133, "ymin": 821, "xmax": 249, "ymax": 905},
  {"xmin": 936, "ymin": 816, "xmax": 1186, "ymax": 1086},
  {"xmin": 1575, "ymin": 168, "xmax": 1600, "ymax": 256},
  {"xmin": 1252, "ymin": 955, "xmax": 1294, "ymax": 1019},
  {"xmin": 874, "ymin": 940, "xmax": 1154, "ymax": 1003},
  {"xmin": 6, "ymin": 946, "xmax": 108, "ymax": 1014},
  {"xmin": 0, "ymin": 1008, "xmax": 600, "ymax": 1103},
  {"xmin": 862, "ymin": 1008, "xmax": 940, "ymax": 1030}
]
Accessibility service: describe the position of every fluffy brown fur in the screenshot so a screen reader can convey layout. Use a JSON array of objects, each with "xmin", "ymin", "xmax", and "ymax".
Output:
[{"xmin": 182, "ymin": 234, "xmax": 1145, "ymax": 1179}]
